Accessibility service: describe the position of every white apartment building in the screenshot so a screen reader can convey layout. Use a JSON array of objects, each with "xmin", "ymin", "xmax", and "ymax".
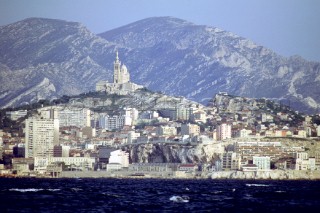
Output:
[
  {"xmin": 58, "ymin": 108, "xmax": 91, "ymax": 128},
  {"xmin": 253, "ymin": 156, "xmax": 271, "ymax": 170},
  {"xmin": 61, "ymin": 145, "xmax": 70, "ymax": 157},
  {"xmin": 127, "ymin": 131, "xmax": 141, "ymax": 143},
  {"xmin": 156, "ymin": 126, "xmax": 177, "ymax": 136},
  {"xmin": 107, "ymin": 150, "xmax": 129, "ymax": 171},
  {"xmin": 238, "ymin": 129, "xmax": 252, "ymax": 138},
  {"xmin": 293, "ymin": 130, "xmax": 307, "ymax": 138},
  {"xmin": 34, "ymin": 157, "xmax": 95, "ymax": 172},
  {"xmin": 139, "ymin": 111, "xmax": 159, "ymax": 119},
  {"xmin": 108, "ymin": 150, "xmax": 129, "ymax": 167},
  {"xmin": 122, "ymin": 108, "xmax": 139, "ymax": 123},
  {"xmin": 261, "ymin": 113, "xmax": 273, "ymax": 122},
  {"xmin": 293, "ymin": 152, "xmax": 315, "ymax": 170},
  {"xmin": 159, "ymin": 106, "xmax": 194, "ymax": 121},
  {"xmin": 6, "ymin": 110, "xmax": 28, "ymax": 121},
  {"xmin": 191, "ymin": 110, "xmax": 207, "ymax": 123},
  {"xmin": 181, "ymin": 123, "xmax": 200, "ymax": 136},
  {"xmin": 175, "ymin": 105, "xmax": 193, "ymax": 121},
  {"xmin": 222, "ymin": 152, "xmax": 241, "ymax": 170},
  {"xmin": 99, "ymin": 115, "xmax": 131, "ymax": 130},
  {"xmin": 25, "ymin": 116, "xmax": 59, "ymax": 158},
  {"xmin": 216, "ymin": 123, "xmax": 232, "ymax": 140}
]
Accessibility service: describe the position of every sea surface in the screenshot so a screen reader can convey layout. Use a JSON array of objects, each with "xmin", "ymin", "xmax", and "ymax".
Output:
[{"xmin": 0, "ymin": 178, "xmax": 319, "ymax": 212}]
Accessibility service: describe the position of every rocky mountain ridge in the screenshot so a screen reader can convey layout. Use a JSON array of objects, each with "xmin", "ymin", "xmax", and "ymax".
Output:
[
  {"xmin": 0, "ymin": 18, "xmax": 117, "ymax": 108},
  {"xmin": 100, "ymin": 17, "xmax": 320, "ymax": 113},
  {"xmin": 1, "ymin": 17, "xmax": 319, "ymax": 113}
]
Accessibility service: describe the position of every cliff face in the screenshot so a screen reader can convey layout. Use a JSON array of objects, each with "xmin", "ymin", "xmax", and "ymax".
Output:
[
  {"xmin": 124, "ymin": 138, "xmax": 320, "ymax": 165},
  {"xmin": 125, "ymin": 143, "xmax": 224, "ymax": 164}
]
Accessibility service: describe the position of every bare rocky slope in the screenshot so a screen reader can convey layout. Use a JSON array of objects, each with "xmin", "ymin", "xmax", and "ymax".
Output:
[
  {"xmin": 0, "ymin": 18, "xmax": 117, "ymax": 108},
  {"xmin": 1, "ymin": 17, "xmax": 320, "ymax": 113},
  {"xmin": 100, "ymin": 17, "xmax": 320, "ymax": 113},
  {"xmin": 124, "ymin": 137, "xmax": 320, "ymax": 165}
]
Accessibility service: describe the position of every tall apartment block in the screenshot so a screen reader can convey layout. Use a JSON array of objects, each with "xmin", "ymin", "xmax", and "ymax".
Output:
[{"xmin": 25, "ymin": 111, "xmax": 59, "ymax": 158}]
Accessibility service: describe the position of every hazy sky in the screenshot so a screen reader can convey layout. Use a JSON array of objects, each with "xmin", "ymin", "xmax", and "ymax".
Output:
[{"xmin": 1, "ymin": 0, "xmax": 320, "ymax": 62}]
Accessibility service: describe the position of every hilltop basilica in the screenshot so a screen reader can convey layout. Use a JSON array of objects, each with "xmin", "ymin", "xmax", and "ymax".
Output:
[{"xmin": 96, "ymin": 51, "xmax": 143, "ymax": 95}]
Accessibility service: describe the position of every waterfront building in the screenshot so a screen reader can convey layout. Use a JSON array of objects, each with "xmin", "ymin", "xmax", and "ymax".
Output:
[
  {"xmin": 12, "ymin": 162, "xmax": 29, "ymax": 175},
  {"xmin": 293, "ymin": 152, "xmax": 316, "ymax": 170},
  {"xmin": 107, "ymin": 150, "xmax": 129, "ymax": 169},
  {"xmin": 129, "ymin": 163, "xmax": 178, "ymax": 172},
  {"xmin": 178, "ymin": 164, "xmax": 198, "ymax": 172},
  {"xmin": 98, "ymin": 147, "xmax": 116, "ymax": 164},
  {"xmin": 34, "ymin": 157, "xmax": 95, "ymax": 172},
  {"xmin": 13, "ymin": 144, "xmax": 25, "ymax": 158},
  {"xmin": 235, "ymin": 141, "xmax": 285, "ymax": 161},
  {"xmin": 25, "ymin": 114, "xmax": 59, "ymax": 158},
  {"xmin": 252, "ymin": 156, "xmax": 271, "ymax": 170},
  {"xmin": 241, "ymin": 164, "xmax": 258, "ymax": 172},
  {"xmin": 222, "ymin": 152, "xmax": 241, "ymax": 171}
]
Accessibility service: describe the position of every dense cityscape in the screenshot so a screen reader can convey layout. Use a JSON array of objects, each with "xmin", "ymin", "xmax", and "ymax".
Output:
[{"xmin": 1, "ymin": 52, "xmax": 320, "ymax": 179}]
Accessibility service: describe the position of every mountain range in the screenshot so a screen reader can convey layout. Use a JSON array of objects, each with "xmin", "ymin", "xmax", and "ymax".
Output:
[{"xmin": 0, "ymin": 17, "xmax": 319, "ymax": 113}]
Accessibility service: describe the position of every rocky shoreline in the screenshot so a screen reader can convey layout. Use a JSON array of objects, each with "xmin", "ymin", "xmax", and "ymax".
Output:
[
  {"xmin": 210, "ymin": 170, "xmax": 320, "ymax": 180},
  {"xmin": 57, "ymin": 170, "xmax": 320, "ymax": 180},
  {"xmin": 3, "ymin": 170, "xmax": 320, "ymax": 180}
]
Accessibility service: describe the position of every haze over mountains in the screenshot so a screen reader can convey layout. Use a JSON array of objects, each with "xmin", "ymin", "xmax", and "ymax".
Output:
[{"xmin": 0, "ymin": 17, "xmax": 319, "ymax": 113}]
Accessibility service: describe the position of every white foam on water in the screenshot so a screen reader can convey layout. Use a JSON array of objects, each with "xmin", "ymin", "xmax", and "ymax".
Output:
[
  {"xmin": 8, "ymin": 188, "xmax": 60, "ymax": 192},
  {"xmin": 246, "ymin": 184, "xmax": 271, "ymax": 187},
  {"xmin": 71, "ymin": 188, "xmax": 83, "ymax": 192},
  {"xmin": 169, "ymin": 195, "xmax": 189, "ymax": 203}
]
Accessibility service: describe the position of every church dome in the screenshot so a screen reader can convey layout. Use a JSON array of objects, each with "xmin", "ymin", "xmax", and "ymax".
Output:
[{"xmin": 121, "ymin": 64, "xmax": 128, "ymax": 72}]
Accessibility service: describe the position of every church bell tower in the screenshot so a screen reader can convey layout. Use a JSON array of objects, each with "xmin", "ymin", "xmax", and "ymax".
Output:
[{"xmin": 113, "ymin": 50, "xmax": 121, "ymax": 84}]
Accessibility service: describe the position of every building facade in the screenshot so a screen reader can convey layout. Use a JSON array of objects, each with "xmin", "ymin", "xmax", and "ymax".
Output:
[
  {"xmin": 252, "ymin": 156, "xmax": 271, "ymax": 170},
  {"xmin": 156, "ymin": 126, "xmax": 177, "ymax": 136},
  {"xmin": 99, "ymin": 115, "xmax": 130, "ymax": 130},
  {"xmin": 96, "ymin": 51, "xmax": 143, "ymax": 95},
  {"xmin": 25, "ymin": 116, "xmax": 59, "ymax": 158},
  {"xmin": 58, "ymin": 107, "xmax": 91, "ymax": 128},
  {"xmin": 108, "ymin": 150, "xmax": 129, "ymax": 168},
  {"xmin": 216, "ymin": 123, "xmax": 232, "ymax": 140},
  {"xmin": 181, "ymin": 123, "xmax": 200, "ymax": 136},
  {"xmin": 222, "ymin": 152, "xmax": 240, "ymax": 171}
]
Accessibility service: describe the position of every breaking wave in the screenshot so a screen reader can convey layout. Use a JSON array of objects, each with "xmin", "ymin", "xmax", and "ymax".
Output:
[
  {"xmin": 8, "ymin": 188, "xmax": 61, "ymax": 192},
  {"xmin": 246, "ymin": 183, "xmax": 271, "ymax": 187}
]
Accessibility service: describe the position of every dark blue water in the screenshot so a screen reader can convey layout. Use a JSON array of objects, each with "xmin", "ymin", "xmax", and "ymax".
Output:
[{"xmin": 0, "ymin": 178, "xmax": 319, "ymax": 212}]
